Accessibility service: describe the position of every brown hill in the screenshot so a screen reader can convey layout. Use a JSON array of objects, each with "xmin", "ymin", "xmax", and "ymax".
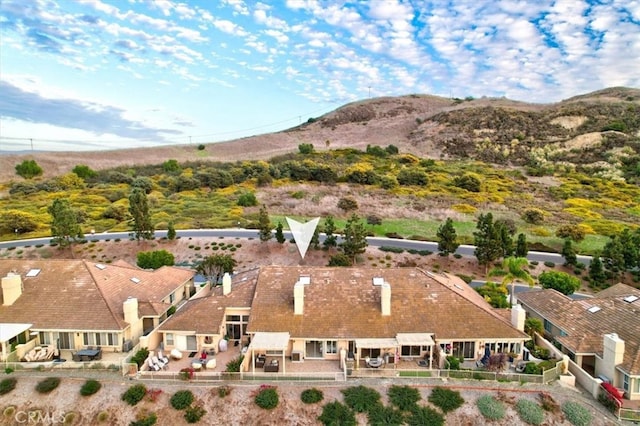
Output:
[{"xmin": 1, "ymin": 87, "xmax": 638, "ymax": 182}]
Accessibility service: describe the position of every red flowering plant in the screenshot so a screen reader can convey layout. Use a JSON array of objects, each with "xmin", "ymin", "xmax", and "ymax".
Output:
[
  {"xmin": 179, "ymin": 367, "xmax": 195, "ymax": 380},
  {"xmin": 146, "ymin": 388, "xmax": 162, "ymax": 402},
  {"xmin": 601, "ymin": 382, "xmax": 623, "ymax": 405}
]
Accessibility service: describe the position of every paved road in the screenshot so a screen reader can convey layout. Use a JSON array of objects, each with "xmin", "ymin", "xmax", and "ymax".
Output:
[
  {"xmin": 469, "ymin": 281, "xmax": 592, "ymax": 301},
  {"xmin": 0, "ymin": 229, "xmax": 591, "ymax": 266}
]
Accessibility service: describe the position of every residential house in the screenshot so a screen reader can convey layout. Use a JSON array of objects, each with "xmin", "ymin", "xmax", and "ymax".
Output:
[
  {"xmin": 0, "ymin": 259, "xmax": 194, "ymax": 360},
  {"xmin": 159, "ymin": 266, "xmax": 529, "ymax": 372},
  {"xmin": 518, "ymin": 284, "xmax": 640, "ymax": 400}
]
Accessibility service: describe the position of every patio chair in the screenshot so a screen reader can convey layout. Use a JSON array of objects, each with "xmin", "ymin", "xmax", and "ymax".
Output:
[
  {"xmin": 152, "ymin": 356, "xmax": 167, "ymax": 369},
  {"xmin": 157, "ymin": 350, "xmax": 169, "ymax": 364},
  {"xmin": 170, "ymin": 348, "xmax": 183, "ymax": 360},
  {"xmin": 147, "ymin": 358, "xmax": 160, "ymax": 371}
]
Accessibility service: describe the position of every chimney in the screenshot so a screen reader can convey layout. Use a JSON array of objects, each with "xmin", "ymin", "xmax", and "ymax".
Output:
[
  {"xmin": 222, "ymin": 273, "xmax": 231, "ymax": 296},
  {"xmin": 294, "ymin": 280, "xmax": 305, "ymax": 315},
  {"xmin": 2, "ymin": 273, "xmax": 23, "ymax": 306},
  {"xmin": 381, "ymin": 282, "xmax": 391, "ymax": 316},
  {"xmin": 601, "ymin": 333, "xmax": 625, "ymax": 387},
  {"xmin": 511, "ymin": 304, "xmax": 526, "ymax": 331},
  {"xmin": 123, "ymin": 297, "xmax": 139, "ymax": 324}
]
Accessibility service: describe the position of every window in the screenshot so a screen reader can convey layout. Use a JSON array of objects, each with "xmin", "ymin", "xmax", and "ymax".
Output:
[
  {"xmin": 635, "ymin": 377, "xmax": 640, "ymax": 393},
  {"xmin": 169, "ymin": 292, "xmax": 175, "ymax": 303},
  {"xmin": 401, "ymin": 346, "xmax": 422, "ymax": 356},
  {"xmin": 165, "ymin": 333, "xmax": 174, "ymax": 346},
  {"xmin": 39, "ymin": 332, "xmax": 51, "ymax": 345},
  {"xmin": 226, "ymin": 315, "xmax": 241, "ymax": 322},
  {"xmin": 544, "ymin": 319, "xmax": 553, "ymax": 333},
  {"xmin": 623, "ymin": 374, "xmax": 629, "ymax": 391},
  {"xmin": 325, "ymin": 341, "xmax": 337, "ymax": 354}
]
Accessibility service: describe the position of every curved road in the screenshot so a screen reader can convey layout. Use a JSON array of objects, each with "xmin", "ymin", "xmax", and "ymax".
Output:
[{"xmin": 0, "ymin": 228, "xmax": 591, "ymax": 266}]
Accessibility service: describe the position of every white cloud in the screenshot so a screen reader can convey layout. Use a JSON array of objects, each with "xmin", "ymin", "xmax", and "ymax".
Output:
[{"xmin": 213, "ymin": 19, "xmax": 248, "ymax": 36}]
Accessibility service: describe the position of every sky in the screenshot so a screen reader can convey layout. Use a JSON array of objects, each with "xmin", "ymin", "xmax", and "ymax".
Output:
[{"xmin": 0, "ymin": 0, "xmax": 639, "ymax": 153}]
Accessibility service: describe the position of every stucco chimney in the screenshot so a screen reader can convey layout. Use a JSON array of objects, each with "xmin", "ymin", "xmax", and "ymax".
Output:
[
  {"xmin": 2, "ymin": 273, "xmax": 23, "ymax": 306},
  {"xmin": 123, "ymin": 297, "xmax": 139, "ymax": 324},
  {"xmin": 604, "ymin": 333, "xmax": 625, "ymax": 367},
  {"xmin": 381, "ymin": 282, "xmax": 391, "ymax": 316},
  {"xmin": 511, "ymin": 304, "xmax": 526, "ymax": 331},
  {"xmin": 222, "ymin": 272, "xmax": 231, "ymax": 296},
  {"xmin": 294, "ymin": 280, "xmax": 305, "ymax": 315}
]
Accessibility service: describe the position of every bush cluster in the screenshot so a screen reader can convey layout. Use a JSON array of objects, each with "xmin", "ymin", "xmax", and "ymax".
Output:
[
  {"xmin": 515, "ymin": 399, "xmax": 545, "ymax": 425},
  {"xmin": 35, "ymin": 377, "xmax": 61, "ymax": 394},
  {"xmin": 0, "ymin": 377, "xmax": 17, "ymax": 395},
  {"xmin": 170, "ymin": 390, "xmax": 194, "ymax": 410},
  {"xmin": 476, "ymin": 395, "xmax": 505, "ymax": 420},
  {"xmin": 80, "ymin": 379, "xmax": 102, "ymax": 396},
  {"xmin": 562, "ymin": 401, "xmax": 592, "ymax": 426},
  {"xmin": 184, "ymin": 405, "xmax": 206, "ymax": 423},
  {"xmin": 341, "ymin": 385, "xmax": 381, "ymax": 413},
  {"xmin": 129, "ymin": 412, "xmax": 157, "ymax": 426},
  {"xmin": 388, "ymin": 385, "xmax": 421, "ymax": 411},
  {"xmin": 130, "ymin": 348, "xmax": 150, "ymax": 368},
  {"xmin": 318, "ymin": 401, "xmax": 356, "ymax": 426},
  {"xmin": 122, "ymin": 384, "xmax": 147, "ymax": 406},
  {"xmin": 427, "ymin": 387, "xmax": 464, "ymax": 413},
  {"xmin": 301, "ymin": 388, "xmax": 324, "ymax": 404},
  {"xmin": 254, "ymin": 386, "xmax": 279, "ymax": 410}
]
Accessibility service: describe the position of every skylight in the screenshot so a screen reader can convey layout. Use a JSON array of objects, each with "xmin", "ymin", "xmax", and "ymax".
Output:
[
  {"xmin": 623, "ymin": 295, "xmax": 639, "ymax": 303},
  {"xmin": 587, "ymin": 306, "xmax": 601, "ymax": 313},
  {"xmin": 95, "ymin": 264, "xmax": 106, "ymax": 270},
  {"xmin": 130, "ymin": 277, "xmax": 141, "ymax": 284},
  {"xmin": 25, "ymin": 269, "xmax": 41, "ymax": 277}
]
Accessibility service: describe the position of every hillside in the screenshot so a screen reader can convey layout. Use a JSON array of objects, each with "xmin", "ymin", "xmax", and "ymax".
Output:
[{"xmin": 1, "ymin": 87, "xmax": 638, "ymax": 182}]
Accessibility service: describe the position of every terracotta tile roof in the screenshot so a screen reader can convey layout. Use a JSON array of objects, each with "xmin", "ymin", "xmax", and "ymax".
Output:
[
  {"xmin": 247, "ymin": 266, "xmax": 527, "ymax": 341},
  {"xmin": 0, "ymin": 259, "xmax": 194, "ymax": 332},
  {"xmin": 0, "ymin": 259, "xmax": 122, "ymax": 331},
  {"xmin": 518, "ymin": 285, "xmax": 640, "ymax": 375},
  {"xmin": 88, "ymin": 262, "xmax": 194, "ymax": 319},
  {"xmin": 160, "ymin": 269, "xmax": 259, "ymax": 335}
]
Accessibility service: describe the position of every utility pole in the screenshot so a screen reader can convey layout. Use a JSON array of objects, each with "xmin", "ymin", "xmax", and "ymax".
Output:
[{"xmin": 30, "ymin": 138, "xmax": 33, "ymax": 151}]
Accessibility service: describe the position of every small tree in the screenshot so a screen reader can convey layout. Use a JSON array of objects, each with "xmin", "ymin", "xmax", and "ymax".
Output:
[
  {"xmin": 475, "ymin": 282, "xmax": 509, "ymax": 308},
  {"xmin": 340, "ymin": 214, "xmax": 368, "ymax": 265},
  {"xmin": 337, "ymin": 197, "xmax": 358, "ymax": 212},
  {"xmin": 328, "ymin": 253, "xmax": 352, "ymax": 267},
  {"xmin": 298, "ymin": 143, "xmax": 314, "ymax": 154},
  {"xmin": 167, "ymin": 222, "xmax": 176, "ymax": 240},
  {"xmin": 515, "ymin": 233, "xmax": 528, "ymax": 258},
  {"xmin": 437, "ymin": 218, "xmax": 459, "ymax": 256},
  {"xmin": 257, "ymin": 205, "xmax": 273, "ymax": 242},
  {"xmin": 275, "ymin": 221, "xmax": 286, "ymax": 244},
  {"xmin": 72, "ymin": 164, "xmax": 96, "ymax": 179},
  {"xmin": 539, "ymin": 271, "xmax": 581, "ymax": 295},
  {"xmin": 48, "ymin": 198, "xmax": 84, "ymax": 248},
  {"xmin": 489, "ymin": 257, "xmax": 534, "ymax": 306},
  {"xmin": 310, "ymin": 226, "xmax": 320, "ymax": 249},
  {"xmin": 196, "ymin": 254, "xmax": 236, "ymax": 286},
  {"xmin": 556, "ymin": 224, "xmax": 585, "ymax": 242},
  {"xmin": 15, "ymin": 159, "xmax": 43, "ymax": 179},
  {"xmin": 522, "ymin": 208, "xmax": 545, "ymax": 225},
  {"xmin": 561, "ymin": 239, "xmax": 577, "ymax": 266},
  {"xmin": 474, "ymin": 213, "xmax": 503, "ymax": 273},
  {"xmin": 588, "ymin": 255, "xmax": 607, "ymax": 288},
  {"xmin": 162, "ymin": 159, "xmax": 181, "ymax": 173},
  {"xmin": 524, "ymin": 317, "xmax": 543, "ymax": 337},
  {"xmin": 128, "ymin": 188, "xmax": 154, "ymax": 241},
  {"xmin": 323, "ymin": 216, "xmax": 337, "ymax": 249},
  {"xmin": 137, "ymin": 250, "xmax": 175, "ymax": 269}
]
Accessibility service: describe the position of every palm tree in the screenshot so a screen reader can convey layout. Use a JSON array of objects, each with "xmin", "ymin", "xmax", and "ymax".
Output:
[{"xmin": 489, "ymin": 256, "xmax": 534, "ymax": 306}]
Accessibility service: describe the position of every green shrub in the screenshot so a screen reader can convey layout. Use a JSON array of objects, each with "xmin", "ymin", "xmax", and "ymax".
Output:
[
  {"xmin": 80, "ymin": 379, "xmax": 101, "ymax": 396},
  {"xmin": 301, "ymin": 388, "xmax": 324, "ymax": 404},
  {"xmin": 184, "ymin": 405, "xmax": 206, "ymax": 423},
  {"xmin": 225, "ymin": 355, "xmax": 244, "ymax": 372},
  {"xmin": 477, "ymin": 395, "xmax": 505, "ymax": 420},
  {"xmin": 341, "ymin": 385, "xmax": 381, "ymax": 413},
  {"xmin": 217, "ymin": 385, "xmax": 231, "ymax": 398},
  {"xmin": 130, "ymin": 348, "xmax": 150, "ymax": 368},
  {"xmin": 254, "ymin": 386, "xmax": 278, "ymax": 410},
  {"xmin": 388, "ymin": 385, "xmax": 421, "ymax": 411},
  {"xmin": 523, "ymin": 362, "xmax": 541, "ymax": 375},
  {"xmin": 562, "ymin": 401, "xmax": 592, "ymax": 426},
  {"xmin": 129, "ymin": 412, "xmax": 157, "ymax": 426},
  {"xmin": 122, "ymin": 384, "xmax": 147, "ymax": 406},
  {"xmin": 428, "ymin": 387, "xmax": 464, "ymax": 413},
  {"xmin": 378, "ymin": 246, "xmax": 405, "ymax": 253},
  {"xmin": 543, "ymin": 261, "xmax": 555, "ymax": 268},
  {"xmin": 96, "ymin": 411, "xmax": 109, "ymax": 422},
  {"xmin": 63, "ymin": 412, "xmax": 78, "ymax": 425},
  {"xmin": 367, "ymin": 404, "xmax": 405, "ymax": 425},
  {"xmin": 516, "ymin": 399, "xmax": 545, "ymax": 425},
  {"xmin": 237, "ymin": 192, "xmax": 258, "ymax": 207},
  {"xmin": 4, "ymin": 367, "xmax": 14, "ymax": 374},
  {"xmin": 318, "ymin": 401, "xmax": 356, "ymax": 426},
  {"xmin": 0, "ymin": 377, "xmax": 17, "ymax": 395},
  {"xmin": 35, "ymin": 377, "xmax": 60, "ymax": 394},
  {"xmin": 170, "ymin": 390, "xmax": 194, "ymax": 410},
  {"xmin": 446, "ymin": 356, "xmax": 461, "ymax": 370},
  {"xmin": 406, "ymin": 406, "xmax": 444, "ymax": 426}
]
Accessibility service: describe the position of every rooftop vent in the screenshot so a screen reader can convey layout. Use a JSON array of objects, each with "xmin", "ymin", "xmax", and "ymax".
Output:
[
  {"xmin": 25, "ymin": 269, "xmax": 41, "ymax": 277},
  {"xmin": 299, "ymin": 275, "xmax": 310, "ymax": 285},
  {"xmin": 130, "ymin": 277, "xmax": 141, "ymax": 284},
  {"xmin": 587, "ymin": 306, "xmax": 601, "ymax": 313},
  {"xmin": 95, "ymin": 264, "xmax": 106, "ymax": 270},
  {"xmin": 372, "ymin": 277, "xmax": 384, "ymax": 286},
  {"xmin": 623, "ymin": 295, "xmax": 639, "ymax": 303}
]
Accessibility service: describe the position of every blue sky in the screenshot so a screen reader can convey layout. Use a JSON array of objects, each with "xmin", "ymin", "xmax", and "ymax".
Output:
[{"xmin": 1, "ymin": 0, "xmax": 639, "ymax": 152}]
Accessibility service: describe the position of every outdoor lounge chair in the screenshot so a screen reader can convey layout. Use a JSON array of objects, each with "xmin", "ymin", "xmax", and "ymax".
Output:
[
  {"xmin": 170, "ymin": 348, "xmax": 183, "ymax": 360},
  {"xmin": 157, "ymin": 350, "xmax": 169, "ymax": 364},
  {"xmin": 147, "ymin": 358, "xmax": 160, "ymax": 371},
  {"xmin": 151, "ymin": 356, "xmax": 167, "ymax": 369}
]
